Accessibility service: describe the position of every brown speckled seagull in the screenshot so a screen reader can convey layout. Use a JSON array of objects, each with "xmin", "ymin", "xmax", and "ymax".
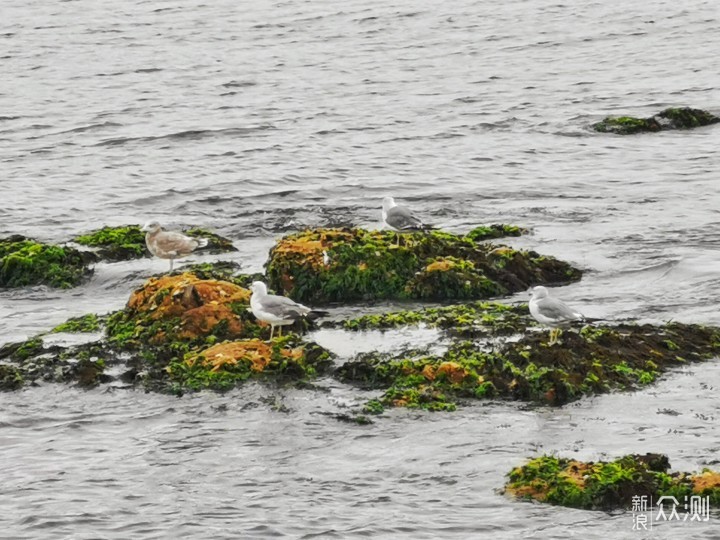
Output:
[{"xmin": 141, "ymin": 221, "xmax": 208, "ymax": 272}]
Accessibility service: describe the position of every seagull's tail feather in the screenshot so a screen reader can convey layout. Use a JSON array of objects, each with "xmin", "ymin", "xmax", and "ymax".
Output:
[
  {"xmin": 195, "ymin": 238, "xmax": 209, "ymax": 249},
  {"xmin": 306, "ymin": 310, "xmax": 330, "ymax": 320}
]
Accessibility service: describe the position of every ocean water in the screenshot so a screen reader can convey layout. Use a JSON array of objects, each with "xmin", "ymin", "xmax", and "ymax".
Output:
[{"xmin": 1, "ymin": 0, "xmax": 719, "ymax": 537}]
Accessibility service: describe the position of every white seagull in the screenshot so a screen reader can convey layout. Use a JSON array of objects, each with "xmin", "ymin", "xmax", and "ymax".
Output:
[
  {"xmin": 249, "ymin": 281, "xmax": 327, "ymax": 339},
  {"xmin": 141, "ymin": 221, "xmax": 208, "ymax": 272},
  {"xmin": 382, "ymin": 196, "xmax": 433, "ymax": 244},
  {"xmin": 528, "ymin": 286, "xmax": 584, "ymax": 345}
]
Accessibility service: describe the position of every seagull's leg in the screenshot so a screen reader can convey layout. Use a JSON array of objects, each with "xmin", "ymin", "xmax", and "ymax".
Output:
[
  {"xmin": 549, "ymin": 328, "xmax": 559, "ymax": 345},
  {"xmin": 169, "ymin": 258, "xmax": 174, "ymax": 272},
  {"xmin": 278, "ymin": 325, "xmax": 283, "ymax": 338},
  {"xmin": 270, "ymin": 325, "xmax": 274, "ymax": 340}
]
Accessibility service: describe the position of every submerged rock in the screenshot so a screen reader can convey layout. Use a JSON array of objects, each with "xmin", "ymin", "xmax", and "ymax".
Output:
[
  {"xmin": 593, "ymin": 107, "xmax": 719, "ymax": 135},
  {"xmin": 0, "ymin": 235, "xmax": 93, "ymax": 289},
  {"xmin": 266, "ymin": 228, "xmax": 580, "ymax": 304},
  {"xmin": 504, "ymin": 454, "xmax": 720, "ymax": 510},
  {"xmin": 334, "ymin": 302, "xmax": 720, "ymax": 412},
  {"xmin": 74, "ymin": 225, "xmax": 237, "ymax": 262}
]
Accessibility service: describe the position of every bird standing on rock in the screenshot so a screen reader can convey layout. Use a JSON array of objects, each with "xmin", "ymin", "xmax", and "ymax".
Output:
[
  {"xmin": 142, "ymin": 221, "xmax": 208, "ymax": 272},
  {"xmin": 382, "ymin": 196, "xmax": 434, "ymax": 245},
  {"xmin": 249, "ymin": 281, "xmax": 328, "ymax": 340},
  {"xmin": 528, "ymin": 286, "xmax": 584, "ymax": 345}
]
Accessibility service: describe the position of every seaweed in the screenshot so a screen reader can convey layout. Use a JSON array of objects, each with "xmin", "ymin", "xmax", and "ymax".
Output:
[{"xmin": 0, "ymin": 235, "xmax": 92, "ymax": 289}]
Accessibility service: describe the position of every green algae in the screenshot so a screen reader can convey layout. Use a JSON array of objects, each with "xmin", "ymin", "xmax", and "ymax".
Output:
[
  {"xmin": 74, "ymin": 225, "xmax": 146, "ymax": 261},
  {"xmin": 336, "ymin": 301, "xmax": 528, "ymax": 336},
  {"xmin": 505, "ymin": 454, "xmax": 720, "ymax": 511},
  {"xmin": 593, "ymin": 107, "xmax": 719, "ymax": 135},
  {"xmin": 51, "ymin": 313, "xmax": 103, "ymax": 333},
  {"xmin": 266, "ymin": 228, "xmax": 580, "ymax": 304},
  {"xmin": 465, "ymin": 224, "xmax": 528, "ymax": 242},
  {"xmin": 74, "ymin": 225, "xmax": 237, "ymax": 262},
  {"xmin": 0, "ymin": 235, "xmax": 92, "ymax": 289}
]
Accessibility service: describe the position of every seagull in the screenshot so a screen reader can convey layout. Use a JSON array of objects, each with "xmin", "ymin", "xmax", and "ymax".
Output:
[
  {"xmin": 249, "ymin": 281, "xmax": 327, "ymax": 340},
  {"xmin": 382, "ymin": 196, "xmax": 434, "ymax": 245},
  {"xmin": 141, "ymin": 221, "xmax": 208, "ymax": 272},
  {"xmin": 528, "ymin": 286, "xmax": 584, "ymax": 345}
]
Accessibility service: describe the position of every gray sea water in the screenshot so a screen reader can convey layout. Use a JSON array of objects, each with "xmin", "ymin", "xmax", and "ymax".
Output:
[{"xmin": 1, "ymin": 0, "xmax": 719, "ymax": 538}]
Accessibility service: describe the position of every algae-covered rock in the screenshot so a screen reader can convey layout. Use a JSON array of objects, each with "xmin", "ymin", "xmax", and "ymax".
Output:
[
  {"xmin": 593, "ymin": 107, "xmax": 719, "ymax": 135},
  {"xmin": 504, "ymin": 454, "xmax": 720, "ymax": 510},
  {"xmin": 1, "ymin": 272, "xmax": 331, "ymax": 394},
  {"xmin": 266, "ymin": 228, "xmax": 580, "ymax": 304},
  {"xmin": 167, "ymin": 336, "xmax": 333, "ymax": 393},
  {"xmin": 0, "ymin": 235, "xmax": 93, "ymax": 289},
  {"xmin": 74, "ymin": 225, "xmax": 237, "ymax": 261},
  {"xmin": 335, "ymin": 301, "xmax": 720, "ymax": 411},
  {"xmin": 105, "ymin": 272, "xmax": 258, "ymax": 350}
]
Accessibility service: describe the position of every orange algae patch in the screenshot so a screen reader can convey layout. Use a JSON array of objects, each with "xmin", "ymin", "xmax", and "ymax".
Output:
[
  {"xmin": 128, "ymin": 273, "xmax": 250, "ymax": 319},
  {"xmin": 188, "ymin": 340, "xmax": 274, "ymax": 373},
  {"xmin": 505, "ymin": 481, "xmax": 549, "ymax": 501},
  {"xmin": 692, "ymin": 471, "xmax": 720, "ymax": 493},
  {"xmin": 435, "ymin": 361, "xmax": 469, "ymax": 383},
  {"xmin": 560, "ymin": 461, "xmax": 590, "ymax": 488},
  {"xmin": 425, "ymin": 259, "xmax": 456, "ymax": 272},
  {"xmin": 125, "ymin": 273, "xmax": 251, "ymax": 341}
]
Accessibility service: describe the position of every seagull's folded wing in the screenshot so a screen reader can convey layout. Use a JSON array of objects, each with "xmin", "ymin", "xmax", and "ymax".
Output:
[
  {"xmin": 537, "ymin": 297, "xmax": 583, "ymax": 321},
  {"xmin": 386, "ymin": 206, "xmax": 425, "ymax": 230},
  {"xmin": 259, "ymin": 295, "xmax": 311, "ymax": 320},
  {"xmin": 156, "ymin": 232, "xmax": 200, "ymax": 256}
]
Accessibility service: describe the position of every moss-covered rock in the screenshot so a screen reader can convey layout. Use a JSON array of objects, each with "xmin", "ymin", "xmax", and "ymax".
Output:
[
  {"xmin": 504, "ymin": 454, "xmax": 720, "ymax": 511},
  {"xmin": 593, "ymin": 107, "xmax": 719, "ymax": 135},
  {"xmin": 0, "ymin": 235, "xmax": 93, "ymax": 288},
  {"xmin": 166, "ymin": 336, "xmax": 333, "ymax": 393},
  {"xmin": 335, "ymin": 301, "xmax": 720, "ymax": 411},
  {"xmin": 74, "ymin": 225, "xmax": 237, "ymax": 261},
  {"xmin": 266, "ymin": 228, "xmax": 580, "ymax": 304}
]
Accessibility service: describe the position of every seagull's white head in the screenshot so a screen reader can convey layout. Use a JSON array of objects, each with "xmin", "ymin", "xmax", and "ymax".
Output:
[
  {"xmin": 529, "ymin": 286, "xmax": 549, "ymax": 300},
  {"xmin": 141, "ymin": 220, "xmax": 162, "ymax": 233},
  {"xmin": 250, "ymin": 281, "xmax": 268, "ymax": 296},
  {"xmin": 382, "ymin": 196, "xmax": 396, "ymax": 212}
]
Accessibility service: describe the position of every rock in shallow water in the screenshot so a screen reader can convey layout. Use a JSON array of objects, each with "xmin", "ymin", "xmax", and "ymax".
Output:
[
  {"xmin": 266, "ymin": 227, "xmax": 580, "ymax": 304},
  {"xmin": 593, "ymin": 107, "xmax": 719, "ymax": 135},
  {"xmin": 504, "ymin": 454, "xmax": 720, "ymax": 511},
  {"xmin": 0, "ymin": 235, "xmax": 94, "ymax": 289}
]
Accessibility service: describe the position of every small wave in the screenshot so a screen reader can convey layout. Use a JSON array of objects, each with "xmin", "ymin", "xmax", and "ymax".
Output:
[{"xmin": 95, "ymin": 125, "xmax": 275, "ymax": 147}]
